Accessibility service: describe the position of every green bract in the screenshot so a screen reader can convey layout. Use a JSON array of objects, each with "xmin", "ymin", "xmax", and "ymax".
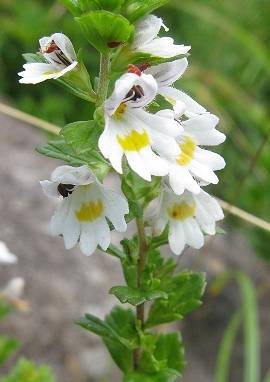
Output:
[
  {"xmin": 76, "ymin": 11, "xmax": 134, "ymax": 54},
  {"xmin": 122, "ymin": 0, "xmax": 169, "ymax": 22}
]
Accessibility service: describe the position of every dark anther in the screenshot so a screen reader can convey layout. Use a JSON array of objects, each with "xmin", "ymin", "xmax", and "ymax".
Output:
[
  {"xmin": 125, "ymin": 85, "xmax": 145, "ymax": 102},
  {"xmin": 107, "ymin": 41, "xmax": 122, "ymax": 48},
  {"xmin": 57, "ymin": 184, "xmax": 75, "ymax": 198},
  {"xmin": 138, "ymin": 63, "xmax": 151, "ymax": 72},
  {"xmin": 41, "ymin": 40, "xmax": 58, "ymax": 54}
]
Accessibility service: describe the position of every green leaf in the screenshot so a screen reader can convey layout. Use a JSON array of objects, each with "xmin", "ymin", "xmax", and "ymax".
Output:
[
  {"xmin": 215, "ymin": 310, "xmax": 242, "ymax": 382},
  {"xmin": 0, "ymin": 301, "xmax": 12, "ymax": 320},
  {"xmin": 237, "ymin": 272, "xmax": 260, "ymax": 382},
  {"xmin": 121, "ymin": 169, "xmax": 161, "ymax": 220},
  {"xmin": 110, "ymin": 286, "xmax": 167, "ymax": 306},
  {"xmin": 263, "ymin": 370, "xmax": 270, "ymax": 382},
  {"xmin": 76, "ymin": 11, "xmax": 134, "ymax": 54},
  {"xmin": 104, "ymin": 306, "xmax": 138, "ymax": 372},
  {"xmin": 214, "ymin": 271, "xmax": 260, "ymax": 382},
  {"xmin": 123, "ymin": 369, "xmax": 180, "ymax": 382},
  {"xmin": 22, "ymin": 53, "xmax": 45, "ymax": 63},
  {"xmin": 77, "ymin": 312, "xmax": 132, "ymax": 348},
  {"xmin": 59, "ymin": 0, "xmax": 81, "ymax": 15},
  {"xmin": 37, "ymin": 139, "xmax": 85, "ymax": 165},
  {"xmin": 122, "ymin": 0, "xmax": 169, "ymax": 22},
  {"xmin": 61, "ymin": 120, "xmax": 110, "ymax": 179},
  {"xmin": 57, "ymin": 52, "xmax": 95, "ymax": 102},
  {"xmin": 146, "ymin": 271, "xmax": 206, "ymax": 327},
  {"xmin": 139, "ymin": 332, "xmax": 186, "ymax": 375},
  {"xmin": 2, "ymin": 358, "xmax": 55, "ymax": 382},
  {"xmin": 0, "ymin": 336, "xmax": 19, "ymax": 365}
]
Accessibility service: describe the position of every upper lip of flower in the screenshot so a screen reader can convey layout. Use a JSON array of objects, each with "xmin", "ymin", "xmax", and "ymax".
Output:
[{"xmin": 105, "ymin": 72, "xmax": 158, "ymax": 117}]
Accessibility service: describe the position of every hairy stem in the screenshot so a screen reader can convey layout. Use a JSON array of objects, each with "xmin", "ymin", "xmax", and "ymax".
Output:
[
  {"xmin": 133, "ymin": 217, "xmax": 148, "ymax": 369},
  {"xmin": 97, "ymin": 54, "xmax": 110, "ymax": 106}
]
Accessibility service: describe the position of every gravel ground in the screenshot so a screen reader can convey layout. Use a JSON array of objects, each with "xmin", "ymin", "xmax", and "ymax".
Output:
[{"xmin": 0, "ymin": 109, "xmax": 269, "ymax": 382}]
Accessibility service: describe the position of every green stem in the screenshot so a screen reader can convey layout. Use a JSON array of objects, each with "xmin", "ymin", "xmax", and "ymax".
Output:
[
  {"xmin": 133, "ymin": 217, "xmax": 148, "ymax": 369},
  {"xmin": 97, "ymin": 54, "xmax": 110, "ymax": 107}
]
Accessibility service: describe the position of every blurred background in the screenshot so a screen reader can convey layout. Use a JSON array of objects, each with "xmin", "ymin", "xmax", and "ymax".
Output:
[{"xmin": 0, "ymin": 0, "xmax": 269, "ymax": 381}]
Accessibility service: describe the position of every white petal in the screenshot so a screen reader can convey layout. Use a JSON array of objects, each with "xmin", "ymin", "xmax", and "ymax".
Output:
[
  {"xmin": 194, "ymin": 147, "xmax": 226, "ymax": 171},
  {"xmin": 125, "ymin": 151, "xmax": 152, "ymax": 181},
  {"xmin": 52, "ymin": 33, "xmax": 77, "ymax": 62},
  {"xmin": 62, "ymin": 216, "xmax": 80, "ymax": 250},
  {"xmin": 98, "ymin": 120, "xmax": 124, "ymax": 174},
  {"xmin": 79, "ymin": 225, "xmax": 98, "ymax": 256},
  {"xmin": 169, "ymin": 164, "xmax": 201, "ymax": 195},
  {"xmin": 189, "ymin": 160, "xmax": 219, "ymax": 184},
  {"xmin": 132, "ymin": 108, "xmax": 183, "ymax": 138},
  {"xmin": 132, "ymin": 15, "xmax": 163, "ymax": 48},
  {"xmin": 40, "ymin": 180, "xmax": 59, "ymax": 198},
  {"xmin": 139, "ymin": 146, "xmax": 169, "ymax": 177},
  {"xmin": 52, "ymin": 61, "xmax": 78, "ymax": 79},
  {"xmin": 51, "ymin": 165, "xmax": 95, "ymax": 186},
  {"xmin": 138, "ymin": 37, "xmax": 190, "ymax": 58},
  {"xmin": 94, "ymin": 218, "xmax": 111, "ymax": 251},
  {"xmin": 145, "ymin": 58, "xmax": 188, "ymax": 87},
  {"xmin": 168, "ymin": 221, "xmax": 186, "ymax": 255},
  {"xmin": 102, "ymin": 189, "xmax": 129, "ymax": 232},
  {"xmin": 195, "ymin": 190, "xmax": 224, "ymax": 224},
  {"xmin": 182, "ymin": 219, "xmax": 204, "ymax": 249},
  {"xmin": 126, "ymin": 73, "xmax": 158, "ymax": 109},
  {"xmin": 0, "ymin": 242, "xmax": 18, "ymax": 264},
  {"xmin": 2, "ymin": 278, "xmax": 25, "ymax": 299},
  {"xmin": 51, "ymin": 199, "xmax": 71, "ymax": 236},
  {"xmin": 18, "ymin": 63, "xmax": 61, "ymax": 84},
  {"xmin": 183, "ymin": 113, "xmax": 226, "ymax": 145},
  {"xmin": 159, "ymin": 86, "xmax": 206, "ymax": 114}
]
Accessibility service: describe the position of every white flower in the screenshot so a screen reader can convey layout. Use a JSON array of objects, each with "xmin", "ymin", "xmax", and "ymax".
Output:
[
  {"xmin": 131, "ymin": 15, "xmax": 190, "ymax": 58},
  {"xmin": 0, "ymin": 241, "xmax": 17, "ymax": 264},
  {"xmin": 99, "ymin": 67, "xmax": 182, "ymax": 181},
  {"xmin": 40, "ymin": 165, "xmax": 129, "ymax": 256},
  {"xmin": 156, "ymin": 106, "xmax": 226, "ymax": 195},
  {"xmin": 154, "ymin": 189, "xmax": 224, "ymax": 255},
  {"xmin": 18, "ymin": 33, "xmax": 78, "ymax": 84},
  {"xmin": 1, "ymin": 278, "xmax": 25, "ymax": 300},
  {"xmin": 145, "ymin": 58, "xmax": 206, "ymax": 114}
]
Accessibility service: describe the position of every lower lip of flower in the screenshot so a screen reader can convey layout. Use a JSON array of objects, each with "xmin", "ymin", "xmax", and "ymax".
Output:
[
  {"xmin": 117, "ymin": 129, "xmax": 150, "ymax": 151},
  {"xmin": 75, "ymin": 200, "xmax": 104, "ymax": 222},
  {"xmin": 168, "ymin": 201, "xmax": 196, "ymax": 220},
  {"xmin": 176, "ymin": 137, "xmax": 196, "ymax": 165}
]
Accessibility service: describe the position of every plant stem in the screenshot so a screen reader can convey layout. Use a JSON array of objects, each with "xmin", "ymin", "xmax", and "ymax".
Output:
[
  {"xmin": 133, "ymin": 217, "xmax": 148, "ymax": 369},
  {"xmin": 97, "ymin": 53, "xmax": 110, "ymax": 106}
]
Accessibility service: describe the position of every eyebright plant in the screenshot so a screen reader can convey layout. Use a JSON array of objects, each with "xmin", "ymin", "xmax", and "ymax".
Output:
[{"xmin": 19, "ymin": 1, "xmax": 226, "ymax": 380}]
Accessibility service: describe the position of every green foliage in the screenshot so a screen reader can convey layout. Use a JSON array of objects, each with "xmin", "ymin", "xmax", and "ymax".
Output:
[
  {"xmin": 146, "ymin": 271, "xmax": 206, "ymax": 328},
  {"xmin": 61, "ymin": 120, "xmax": 111, "ymax": 179},
  {"xmin": 0, "ymin": 302, "xmax": 12, "ymax": 320},
  {"xmin": 2, "ymin": 358, "xmax": 56, "ymax": 382},
  {"xmin": 77, "ymin": 311, "xmax": 134, "ymax": 349},
  {"xmin": 122, "ymin": 170, "xmax": 161, "ymax": 219},
  {"xmin": 37, "ymin": 120, "xmax": 111, "ymax": 180},
  {"xmin": 104, "ymin": 306, "xmax": 138, "ymax": 372},
  {"xmin": 0, "ymin": 336, "xmax": 19, "ymax": 366},
  {"xmin": 76, "ymin": 11, "xmax": 134, "ymax": 54},
  {"xmin": 110, "ymin": 286, "xmax": 168, "ymax": 306},
  {"xmin": 214, "ymin": 272, "xmax": 260, "ymax": 382},
  {"xmin": 122, "ymin": 0, "xmax": 169, "ymax": 22}
]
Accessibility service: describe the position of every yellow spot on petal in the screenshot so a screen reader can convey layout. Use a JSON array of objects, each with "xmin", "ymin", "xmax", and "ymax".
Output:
[
  {"xmin": 165, "ymin": 96, "xmax": 176, "ymax": 106},
  {"xmin": 177, "ymin": 137, "xmax": 196, "ymax": 166},
  {"xmin": 117, "ymin": 129, "xmax": 150, "ymax": 151},
  {"xmin": 113, "ymin": 103, "xmax": 127, "ymax": 120},
  {"xmin": 75, "ymin": 200, "xmax": 103, "ymax": 222},
  {"xmin": 168, "ymin": 201, "xmax": 196, "ymax": 221}
]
